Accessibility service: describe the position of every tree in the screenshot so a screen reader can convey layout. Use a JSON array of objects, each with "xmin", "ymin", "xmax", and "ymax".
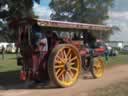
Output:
[
  {"xmin": 50, "ymin": 0, "xmax": 113, "ymax": 24},
  {"xmin": 0, "ymin": 0, "xmax": 40, "ymax": 20},
  {"xmin": 0, "ymin": 0, "xmax": 40, "ymax": 42},
  {"xmin": 49, "ymin": 0, "xmax": 114, "ymax": 40}
]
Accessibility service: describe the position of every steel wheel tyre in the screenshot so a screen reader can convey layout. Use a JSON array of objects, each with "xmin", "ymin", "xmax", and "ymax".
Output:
[
  {"xmin": 48, "ymin": 44, "xmax": 81, "ymax": 87},
  {"xmin": 90, "ymin": 57, "xmax": 104, "ymax": 79}
]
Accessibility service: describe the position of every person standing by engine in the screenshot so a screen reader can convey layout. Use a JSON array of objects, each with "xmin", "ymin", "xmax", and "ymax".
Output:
[
  {"xmin": 31, "ymin": 24, "xmax": 48, "ymax": 82},
  {"xmin": 31, "ymin": 24, "xmax": 48, "ymax": 53}
]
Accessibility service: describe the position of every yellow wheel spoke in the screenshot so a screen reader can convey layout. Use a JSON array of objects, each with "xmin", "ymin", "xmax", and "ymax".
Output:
[
  {"xmin": 94, "ymin": 63, "xmax": 102, "ymax": 69},
  {"xmin": 69, "ymin": 56, "xmax": 77, "ymax": 63},
  {"xmin": 58, "ymin": 70, "xmax": 65, "ymax": 78},
  {"xmin": 56, "ymin": 69, "xmax": 61, "ymax": 76},
  {"xmin": 66, "ymin": 71, "xmax": 72, "ymax": 80},
  {"xmin": 61, "ymin": 51, "xmax": 65, "ymax": 59},
  {"xmin": 55, "ymin": 65, "xmax": 64, "ymax": 69},
  {"xmin": 68, "ymin": 70, "xmax": 74, "ymax": 77},
  {"xmin": 63, "ymin": 50, "xmax": 67, "ymax": 60},
  {"xmin": 61, "ymin": 74, "xmax": 65, "ymax": 81},
  {"xmin": 94, "ymin": 65, "xmax": 100, "ymax": 69},
  {"xmin": 68, "ymin": 54, "xmax": 72, "ymax": 60},
  {"xmin": 55, "ymin": 59, "xmax": 62, "ymax": 64},
  {"xmin": 56, "ymin": 56, "xmax": 65, "ymax": 63},
  {"xmin": 70, "ymin": 67, "xmax": 78, "ymax": 72},
  {"xmin": 67, "ymin": 49, "xmax": 71, "ymax": 57},
  {"xmin": 69, "ymin": 62, "xmax": 75, "ymax": 66}
]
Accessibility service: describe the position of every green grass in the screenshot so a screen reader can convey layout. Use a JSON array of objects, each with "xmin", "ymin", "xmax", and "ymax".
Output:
[
  {"xmin": 90, "ymin": 79, "xmax": 128, "ymax": 96},
  {"xmin": 0, "ymin": 54, "xmax": 20, "ymax": 72},
  {"xmin": 104, "ymin": 55, "xmax": 128, "ymax": 68}
]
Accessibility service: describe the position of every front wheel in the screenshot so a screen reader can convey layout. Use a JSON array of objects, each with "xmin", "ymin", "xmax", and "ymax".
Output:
[{"xmin": 90, "ymin": 57, "xmax": 104, "ymax": 79}]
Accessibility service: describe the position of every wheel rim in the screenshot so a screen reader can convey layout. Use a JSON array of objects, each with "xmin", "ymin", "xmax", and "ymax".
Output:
[
  {"xmin": 53, "ymin": 46, "xmax": 80, "ymax": 86},
  {"xmin": 93, "ymin": 58, "xmax": 104, "ymax": 78}
]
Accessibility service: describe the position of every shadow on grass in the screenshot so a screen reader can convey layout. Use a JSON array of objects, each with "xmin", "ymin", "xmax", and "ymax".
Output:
[
  {"xmin": 0, "ymin": 70, "xmax": 23, "ymax": 89},
  {"xmin": 0, "ymin": 70, "xmax": 59, "ymax": 90}
]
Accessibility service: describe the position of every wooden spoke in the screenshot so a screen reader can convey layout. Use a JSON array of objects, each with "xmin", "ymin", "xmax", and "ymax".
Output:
[
  {"xmin": 63, "ymin": 50, "xmax": 67, "ymax": 60},
  {"xmin": 66, "ymin": 71, "xmax": 72, "ymax": 80},
  {"xmin": 61, "ymin": 74, "xmax": 65, "ymax": 81},
  {"xmin": 55, "ymin": 59, "xmax": 62, "ymax": 64},
  {"xmin": 56, "ymin": 56, "xmax": 65, "ymax": 63},
  {"xmin": 67, "ymin": 49, "xmax": 71, "ymax": 57},
  {"xmin": 68, "ymin": 54, "xmax": 72, "ymax": 60},
  {"xmin": 58, "ymin": 70, "xmax": 65, "ymax": 78},
  {"xmin": 94, "ymin": 63, "xmax": 102, "ymax": 68},
  {"xmin": 56, "ymin": 69, "xmax": 61, "ymax": 76},
  {"xmin": 60, "ymin": 51, "xmax": 64, "ymax": 59},
  {"xmin": 69, "ymin": 56, "xmax": 77, "ymax": 63},
  {"xmin": 68, "ymin": 70, "xmax": 74, "ymax": 77},
  {"xmin": 70, "ymin": 67, "xmax": 78, "ymax": 72},
  {"xmin": 55, "ymin": 65, "xmax": 64, "ymax": 69},
  {"xmin": 69, "ymin": 62, "xmax": 75, "ymax": 66}
]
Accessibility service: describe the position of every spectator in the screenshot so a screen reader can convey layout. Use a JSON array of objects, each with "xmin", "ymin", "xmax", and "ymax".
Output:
[
  {"xmin": 104, "ymin": 44, "xmax": 109, "ymax": 64},
  {"xmin": 1, "ymin": 45, "xmax": 5, "ymax": 60}
]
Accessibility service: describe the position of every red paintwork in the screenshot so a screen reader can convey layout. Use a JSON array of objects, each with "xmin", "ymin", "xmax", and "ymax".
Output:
[
  {"xmin": 80, "ymin": 48, "xmax": 89, "ymax": 56},
  {"xmin": 20, "ymin": 71, "xmax": 27, "ymax": 81},
  {"xmin": 94, "ymin": 47, "xmax": 105, "ymax": 56},
  {"xmin": 72, "ymin": 41, "xmax": 81, "ymax": 49},
  {"xmin": 95, "ymin": 47, "xmax": 105, "ymax": 52}
]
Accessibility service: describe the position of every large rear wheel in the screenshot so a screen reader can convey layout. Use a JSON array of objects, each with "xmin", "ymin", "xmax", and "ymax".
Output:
[{"xmin": 48, "ymin": 44, "xmax": 81, "ymax": 87}]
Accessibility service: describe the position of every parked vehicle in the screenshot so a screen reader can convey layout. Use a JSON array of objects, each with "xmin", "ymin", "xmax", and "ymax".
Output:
[
  {"xmin": 0, "ymin": 42, "xmax": 8, "ymax": 53},
  {"xmin": 109, "ymin": 48, "xmax": 119, "ymax": 56},
  {"xmin": 6, "ymin": 43, "xmax": 16, "ymax": 53},
  {"xmin": 95, "ymin": 41, "xmax": 119, "ymax": 56},
  {"xmin": 121, "ymin": 45, "xmax": 128, "ymax": 54}
]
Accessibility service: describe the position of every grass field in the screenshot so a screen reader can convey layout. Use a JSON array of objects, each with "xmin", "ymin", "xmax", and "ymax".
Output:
[
  {"xmin": 0, "ymin": 54, "xmax": 20, "ymax": 72},
  {"xmin": 105, "ymin": 55, "xmax": 128, "ymax": 68},
  {"xmin": 90, "ymin": 79, "xmax": 128, "ymax": 96}
]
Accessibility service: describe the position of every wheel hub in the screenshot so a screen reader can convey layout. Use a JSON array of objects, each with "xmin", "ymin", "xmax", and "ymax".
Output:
[{"xmin": 64, "ymin": 63, "xmax": 70, "ymax": 71}]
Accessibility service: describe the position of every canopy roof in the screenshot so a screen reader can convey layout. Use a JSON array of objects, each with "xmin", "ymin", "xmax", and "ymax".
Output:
[{"xmin": 34, "ymin": 19, "xmax": 111, "ymax": 31}]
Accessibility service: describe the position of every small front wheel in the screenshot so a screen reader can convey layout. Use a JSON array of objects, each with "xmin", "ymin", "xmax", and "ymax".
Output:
[{"xmin": 90, "ymin": 57, "xmax": 104, "ymax": 79}]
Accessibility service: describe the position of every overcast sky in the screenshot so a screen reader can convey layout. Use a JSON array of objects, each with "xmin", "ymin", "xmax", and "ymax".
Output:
[
  {"xmin": 109, "ymin": 0, "xmax": 128, "ymax": 41},
  {"xmin": 33, "ymin": 0, "xmax": 128, "ymax": 42}
]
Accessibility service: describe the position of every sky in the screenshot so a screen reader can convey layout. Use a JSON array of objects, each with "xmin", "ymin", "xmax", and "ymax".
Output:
[
  {"xmin": 33, "ymin": 0, "xmax": 128, "ymax": 42},
  {"xmin": 33, "ymin": 0, "xmax": 51, "ymax": 19},
  {"xmin": 108, "ymin": 0, "xmax": 128, "ymax": 42}
]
